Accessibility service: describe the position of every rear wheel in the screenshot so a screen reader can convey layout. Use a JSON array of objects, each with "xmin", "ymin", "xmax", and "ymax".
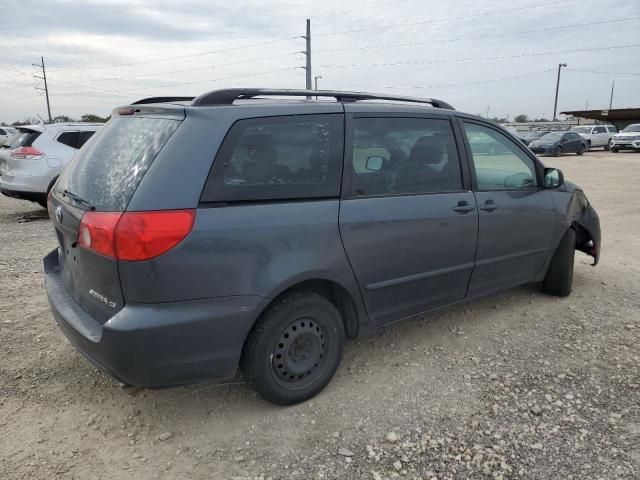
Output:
[
  {"xmin": 585, "ymin": 140, "xmax": 591, "ymax": 151},
  {"xmin": 604, "ymin": 140, "xmax": 610, "ymax": 151},
  {"xmin": 577, "ymin": 145, "xmax": 585, "ymax": 156},
  {"xmin": 611, "ymin": 147, "xmax": 620, "ymax": 153},
  {"xmin": 553, "ymin": 146, "xmax": 562, "ymax": 157},
  {"xmin": 240, "ymin": 292, "xmax": 345, "ymax": 405},
  {"xmin": 542, "ymin": 228, "xmax": 576, "ymax": 297}
]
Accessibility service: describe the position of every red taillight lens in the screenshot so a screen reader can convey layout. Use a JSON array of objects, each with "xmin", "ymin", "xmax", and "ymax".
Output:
[
  {"xmin": 78, "ymin": 211, "xmax": 122, "ymax": 258},
  {"xmin": 77, "ymin": 210, "xmax": 195, "ymax": 261},
  {"xmin": 115, "ymin": 210, "xmax": 195, "ymax": 261},
  {"xmin": 11, "ymin": 146, "xmax": 44, "ymax": 159}
]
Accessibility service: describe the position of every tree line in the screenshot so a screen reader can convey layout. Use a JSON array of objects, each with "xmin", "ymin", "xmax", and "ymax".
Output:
[{"xmin": 1, "ymin": 113, "xmax": 110, "ymax": 126}]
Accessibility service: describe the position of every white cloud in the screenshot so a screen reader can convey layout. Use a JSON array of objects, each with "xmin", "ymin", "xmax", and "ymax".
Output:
[{"xmin": 1, "ymin": 0, "xmax": 639, "ymax": 122}]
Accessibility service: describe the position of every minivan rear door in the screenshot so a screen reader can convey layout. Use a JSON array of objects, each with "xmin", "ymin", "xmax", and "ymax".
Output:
[
  {"xmin": 50, "ymin": 110, "xmax": 183, "ymax": 323},
  {"xmin": 339, "ymin": 112, "xmax": 478, "ymax": 325}
]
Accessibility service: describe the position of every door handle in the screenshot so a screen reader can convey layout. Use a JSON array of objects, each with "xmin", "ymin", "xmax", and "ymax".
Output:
[
  {"xmin": 479, "ymin": 200, "xmax": 498, "ymax": 211},
  {"xmin": 453, "ymin": 201, "xmax": 475, "ymax": 213}
]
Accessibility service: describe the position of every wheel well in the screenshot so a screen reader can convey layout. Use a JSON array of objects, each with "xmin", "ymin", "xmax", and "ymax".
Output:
[
  {"xmin": 46, "ymin": 176, "xmax": 59, "ymax": 194},
  {"xmin": 266, "ymin": 280, "xmax": 359, "ymax": 339}
]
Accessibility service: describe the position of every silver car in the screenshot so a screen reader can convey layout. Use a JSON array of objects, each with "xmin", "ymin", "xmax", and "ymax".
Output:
[{"xmin": 0, "ymin": 122, "xmax": 101, "ymax": 207}]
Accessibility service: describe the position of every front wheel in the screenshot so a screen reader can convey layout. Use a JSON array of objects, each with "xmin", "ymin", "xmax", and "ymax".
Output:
[
  {"xmin": 241, "ymin": 292, "xmax": 345, "ymax": 405},
  {"xmin": 585, "ymin": 140, "xmax": 591, "ymax": 151},
  {"xmin": 604, "ymin": 141, "xmax": 610, "ymax": 151},
  {"xmin": 543, "ymin": 228, "xmax": 576, "ymax": 297},
  {"xmin": 611, "ymin": 147, "xmax": 620, "ymax": 153},
  {"xmin": 577, "ymin": 145, "xmax": 585, "ymax": 156}
]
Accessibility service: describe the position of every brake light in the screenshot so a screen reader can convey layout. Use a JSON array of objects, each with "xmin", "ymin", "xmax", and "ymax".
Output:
[
  {"xmin": 77, "ymin": 210, "xmax": 195, "ymax": 261},
  {"xmin": 11, "ymin": 146, "xmax": 44, "ymax": 159}
]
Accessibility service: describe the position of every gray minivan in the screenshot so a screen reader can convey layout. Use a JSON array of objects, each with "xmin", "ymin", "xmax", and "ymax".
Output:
[{"xmin": 44, "ymin": 89, "xmax": 601, "ymax": 405}]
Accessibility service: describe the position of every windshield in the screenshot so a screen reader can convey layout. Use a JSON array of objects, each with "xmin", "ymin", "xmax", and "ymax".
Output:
[
  {"xmin": 571, "ymin": 127, "xmax": 591, "ymax": 134},
  {"xmin": 57, "ymin": 116, "xmax": 181, "ymax": 211},
  {"xmin": 539, "ymin": 132, "xmax": 563, "ymax": 141},
  {"xmin": 622, "ymin": 124, "xmax": 640, "ymax": 132}
]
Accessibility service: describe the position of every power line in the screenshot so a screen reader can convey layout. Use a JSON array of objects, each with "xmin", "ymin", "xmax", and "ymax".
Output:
[
  {"xmin": 319, "ymin": 44, "xmax": 640, "ymax": 69},
  {"xmin": 315, "ymin": 0, "xmax": 574, "ymax": 36},
  {"xmin": 315, "ymin": 17, "xmax": 640, "ymax": 53},
  {"xmin": 326, "ymin": 69, "xmax": 554, "ymax": 90},
  {"xmin": 46, "ymin": 36, "xmax": 299, "ymax": 72},
  {"xmin": 565, "ymin": 68, "xmax": 640, "ymax": 76}
]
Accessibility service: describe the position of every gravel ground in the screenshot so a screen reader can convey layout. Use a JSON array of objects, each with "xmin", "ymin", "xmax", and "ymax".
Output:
[{"xmin": 1, "ymin": 150, "xmax": 639, "ymax": 480}]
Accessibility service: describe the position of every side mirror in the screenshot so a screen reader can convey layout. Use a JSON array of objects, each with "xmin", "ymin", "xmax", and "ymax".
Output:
[
  {"xmin": 365, "ymin": 156, "xmax": 384, "ymax": 172},
  {"xmin": 544, "ymin": 168, "xmax": 564, "ymax": 188}
]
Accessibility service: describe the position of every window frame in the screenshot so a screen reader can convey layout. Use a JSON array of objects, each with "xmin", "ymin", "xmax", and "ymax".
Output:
[
  {"xmin": 200, "ymin": 114, "xmax": 344, "ymax": 204},
  {"xmin": 457, "ymin": 118, "xmax": 544, "ymax": 192},
  {"xmin": 341, "ymin": 113, "xmax": 471, "ymax": 200}
]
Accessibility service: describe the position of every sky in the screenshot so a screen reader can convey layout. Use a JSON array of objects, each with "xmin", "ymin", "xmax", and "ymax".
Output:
[{"xmin": 0, "ymin": 0, "xmax": 639, "ymax": 123}]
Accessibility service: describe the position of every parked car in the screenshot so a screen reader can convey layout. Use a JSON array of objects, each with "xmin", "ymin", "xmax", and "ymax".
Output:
[
  {"xmin": 0, "ymin": 122, "xmax": 101, "ymax": 207},
  {"xmin": 519, "ymin": 131, "xmax": 548, "ymax": 146},
  {"xmin": 610, "ymin": 123, "xmax": 640, "ymax": 152},
  {"xmin": 44, "ymin": 89, "xmax": 601, "ymax": 405},
  {"xmin": 571, "ymin": 125, "xmax": 616, "ymax": 150},
  {"xmin": 0, "ymin": 126, "xmax": 18, "ymax": 146},
  {"xmin": 528, "ymin": 131, "xmax": 587, "ymax": 156}
]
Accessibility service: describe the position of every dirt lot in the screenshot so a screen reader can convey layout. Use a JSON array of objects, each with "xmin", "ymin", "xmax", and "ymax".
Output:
[{"xmin": 1, "ymin": 150, "xmax": 639, "ymax": 480}]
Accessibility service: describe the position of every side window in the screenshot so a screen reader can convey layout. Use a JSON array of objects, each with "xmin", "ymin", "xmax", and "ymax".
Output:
[
  {"xmin": 77, "ymin": 131, "xmax": 96, "ymax": 149},
  {"xmin": 607, "ymin": 126, "xmax": 617, "ymax": 133},
  {"xmin": 201, "ymin": 114, "xmax": 343, "ymax": 202},
  {"xmin": 593, "ymin": 126, "xmax": 606, "ymax": 134},
  {"xmin": 57, "ymin": 131, "xmax": 79, "ymax": 149},
  {"xmin": 463, "ymin": 122, "xmax": 538, "ymax": 190},
  {"xmin": 0, "ymin": 129, "xmax": 6, "ymax": 135},
  {"xmin": 349, "ymin": 117, "xmax": 462, "ymax": 197}
]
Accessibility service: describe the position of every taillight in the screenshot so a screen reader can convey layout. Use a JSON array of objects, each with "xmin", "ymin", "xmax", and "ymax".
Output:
[
  {"xmin": 11, "ymin": 146, "xmax": 44, "ymax": 159},
  {"xmin": 78, "ymin": 212, "xmax": 121, "ymax": 258},
  {"xmin": 77, "ymin": 210, "xmax": 195, "ymax": 261}
]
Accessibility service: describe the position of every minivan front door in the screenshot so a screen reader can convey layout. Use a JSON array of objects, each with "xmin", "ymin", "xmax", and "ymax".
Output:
[
  {"xmin": 339, "ymin": 115, "xmax": 478, "ymax": 325},
  {"xmin": 462, "ymin": 121, "xmax": 556, "ymax": 296}
]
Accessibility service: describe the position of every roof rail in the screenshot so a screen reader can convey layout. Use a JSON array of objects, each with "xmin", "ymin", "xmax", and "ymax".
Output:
[
  {"xmin": 191, "ymin": 88, "xmax": 454, "ymax": 110},
  {"xmin": 132, "ymin": 96, "xmax": 195, "ymax": 105}
]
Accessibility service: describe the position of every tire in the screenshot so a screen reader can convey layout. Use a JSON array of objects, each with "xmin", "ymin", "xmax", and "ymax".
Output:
[
  {"xmin": 577, "ymin": 145, "xmax": 585, "ymax": 156},
  {"xmin": 542, "ymin": 228, "xmax": 576, "ymax": 297},
  {"xmin": 240, "ymin": 291, "xmax": 345, "ymax": 405},
  {"xmin": 553, "ymin": 146, "xmax": 562, "ymax": 157},
  {"xmin": 611, "ymin": 147, "xmax": 619, "ymax": 153},
  {"xmin": 604, "ymin": 140, "xmax": 610, "ymax": 151},
  {"xmin": 585, "ymin": 140, "xmax": 591, "ymax": 151}
]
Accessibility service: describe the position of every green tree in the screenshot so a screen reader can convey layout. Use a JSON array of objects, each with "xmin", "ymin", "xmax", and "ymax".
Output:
[
  {"xmin": 53, "ymin": 115, "xmax": 75, "ymax": 123},
  {"xmin": 514, "ymin": 114, "xmax": 529, "ymax": 123},
  {"xmin": 81, "ymin": 113, "xmax": 109, "ymax": 123}
]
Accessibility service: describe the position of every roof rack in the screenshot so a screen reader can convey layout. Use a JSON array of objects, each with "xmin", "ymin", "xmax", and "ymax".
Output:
[
  {"xmin": 191, "ymin": 88, "xmax": 454, "ymax": 110},
  {"xmin": 132, "ymin": 96, "xmax": 195, "ymax": 105}
]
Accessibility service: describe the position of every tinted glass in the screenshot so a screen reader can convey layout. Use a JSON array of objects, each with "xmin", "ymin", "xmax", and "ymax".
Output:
[
  {"xmin": 202, "ymin": 115, "xmax": 343, "ymax": 202},
  {"xmin": 607, "ymin": 126, "xmax": 617, "ymax": 132},
  {"xmin": 77, "ymin": 131, "xmax": 96, "ymax": 149},
  {"xmin": 540, "ymin": 132, "xmax": 563, "ymax": 141},
  {"xmin": 57, "ymin": 117, "xmax": 180, "ymax": 211},
  {"xmin": 593, "ymin": 127, "xmax": 606, "ymax": 134},
  {"xmin": 572, "ymin": 127, "xmax": 591, "ymax": 134},
  {"xmin": 57, "ymin": 131, "xmax": 79, "ymax": 148},
  {"xmin": 0, "ymin": 129, "xmax": 6, "ymax": 135},
  {"xmin": 464, "ymin": 122, "xmax": 538, "ymax": 190},
  {"xmin": 349, "ymin": 117, "xmax": 462, "ymax": 197},
  {"xmin": 623, "ymin": 124, "xmax": 640, "ymax": 132},
  {"xmin": 9, "ymin": 130, "xmax": 41, "ymax": 148}
]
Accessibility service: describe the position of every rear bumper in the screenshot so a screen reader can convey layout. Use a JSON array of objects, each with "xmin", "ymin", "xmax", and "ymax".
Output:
[{"xmin": 44, "ymin": 249, "xmax": 263, "ymax": 387}]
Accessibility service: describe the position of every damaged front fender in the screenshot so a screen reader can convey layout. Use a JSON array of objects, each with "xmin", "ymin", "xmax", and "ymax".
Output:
[{"xmin": 557, "ymin": 181, "xmax": 601, "ymax": 266}]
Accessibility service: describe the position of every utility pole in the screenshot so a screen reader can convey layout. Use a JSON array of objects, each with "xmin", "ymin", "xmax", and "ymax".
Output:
[
  {"xmin": 609, "ymin": 81, "xmax": 615, "ymax": 110},
  {"xmin": 314, "ymin": 75, "xmax": 322, "ymax": 100},
  {"xmin": 33, "ymin": 56, "xmax": 52, "ymax": 123},
  {"xmin": 552, "ymin": 63, "xmax": 567, "ymax": 121},
  {"xmin": 486, "ymin": 105, "xmax": 490, "ymax": 119},
  {"xmin": 302, "ymin": 19, "xmax": 312, "ymax": 98}
]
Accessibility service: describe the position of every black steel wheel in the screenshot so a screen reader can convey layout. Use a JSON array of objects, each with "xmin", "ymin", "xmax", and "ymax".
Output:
[{"xmin": 241, "ymin": 291, "xmax": 345, "ymax": 405}]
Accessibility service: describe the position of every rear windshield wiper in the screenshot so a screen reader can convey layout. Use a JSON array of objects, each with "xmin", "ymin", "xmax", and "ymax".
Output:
[{"xmin": 60, "ymin": 189, "xmax": 95, "ymax": 210}]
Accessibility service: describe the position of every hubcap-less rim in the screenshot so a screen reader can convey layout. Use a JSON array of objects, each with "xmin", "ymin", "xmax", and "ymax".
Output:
[{"xmin": 271, "ymin": 318, "xmax": 326, "ymax": 385}]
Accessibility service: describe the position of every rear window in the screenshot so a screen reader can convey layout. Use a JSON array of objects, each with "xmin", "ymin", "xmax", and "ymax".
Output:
[
  {"xmin": 9, "ymin": 130, "xmax": 41, "ymax": 148},
  {"xmin": 57, "ymin": 116, "xmax": 180, "ymax": 211}
]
